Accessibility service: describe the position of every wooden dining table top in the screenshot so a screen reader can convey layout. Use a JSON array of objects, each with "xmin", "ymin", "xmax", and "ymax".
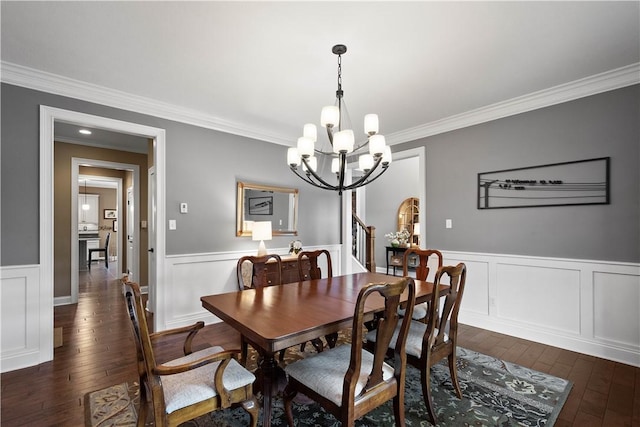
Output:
[{"xmin": 201, "ymin": 271, "xmax": 436, "ymax": 354}]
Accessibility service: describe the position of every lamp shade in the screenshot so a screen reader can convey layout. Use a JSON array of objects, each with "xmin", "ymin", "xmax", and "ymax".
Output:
[
  {"xmin": 252, "ymin": 221, "xmax": 272, "ymax": 241},
  {"xmin": 303, "ymin": 123, "xmax": 317, "ymax": 142},
  {"xmin": 321, "ymin": 105, "xmax": 340, "ymax": 128},
  {"xmin": 252, "ymin": 221, "xmax": 272, "ymax": 256},
  {"xmin": 413, "ymin": 222, "xmax": 420, "ymax": 236},
  {"xmin": 364, "ymin": 114, "xmax": 379, "ymax": 134},
  {"xmin": 369, "ymin": 134, "xmax": 386, "ymax": 156},
  {"xmin": 287, "ymin": 147, "xmax": 300, "ymax": 167}
]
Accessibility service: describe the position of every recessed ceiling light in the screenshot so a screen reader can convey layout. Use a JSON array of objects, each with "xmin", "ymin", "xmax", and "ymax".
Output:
[{"xmin": 79, "ymin": 129, "xmax": 92, "ymax": 135}]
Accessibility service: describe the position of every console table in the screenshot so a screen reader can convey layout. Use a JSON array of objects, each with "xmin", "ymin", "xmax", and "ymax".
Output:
[{"xmin": 385, "ymin": 246, "xmax": 420, "ymax": 276}]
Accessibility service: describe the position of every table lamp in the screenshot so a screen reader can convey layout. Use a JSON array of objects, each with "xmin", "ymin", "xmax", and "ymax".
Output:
[{"xmin": 252, "ymin": 221, "xmax": 272, "ymax": 256}]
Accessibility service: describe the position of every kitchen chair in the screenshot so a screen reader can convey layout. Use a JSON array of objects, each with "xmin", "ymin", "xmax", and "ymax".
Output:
[
  {"xmin": 88, "ymin": 232, "xmax": 111, "ymax": 268},
  {"xmin": 366, "ymin": 263, "xmax": 467, "ymax": 425},
  {"xmin": 236, "ymin": 254, "xmax": 284, "ymax": 363},
  {"xmin": 297, "ymin": 249, "xmax": 337, "ymax": 352},
  {"xmin": 123, "ymin": 280, "xmax": 259, "ymax": 427},
  {"xmin": 399, "ymin": 248, "xmax": 443, "ymax": 321},
  {"xmin": 283, "ymin": 277, "xmax": 416, "ymax": 427}
]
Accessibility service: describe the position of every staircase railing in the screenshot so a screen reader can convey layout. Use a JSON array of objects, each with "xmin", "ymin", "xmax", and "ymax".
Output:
[{"xmin": 352, "ymin": 212, "xmax": 375, "ymax": 272}]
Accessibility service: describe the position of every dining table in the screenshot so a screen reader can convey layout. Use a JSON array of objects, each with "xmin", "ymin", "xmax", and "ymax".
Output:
[{"xmin": 200, "ymin": 271, "xmax": 438, "ymax": 427}]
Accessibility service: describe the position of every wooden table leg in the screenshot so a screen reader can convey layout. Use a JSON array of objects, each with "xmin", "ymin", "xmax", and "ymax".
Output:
[{"xmin": 256, "ymin": 351, "xmax": 278, "ymax": 427}]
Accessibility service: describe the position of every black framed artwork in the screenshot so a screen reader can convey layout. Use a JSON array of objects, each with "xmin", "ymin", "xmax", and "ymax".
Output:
[
  {"xmin": 478, "ymin": 157, "xmax": 610, "ymax": 209},
  {"xmin": 248, "ymin": 196, "xmax": 273, "ymax": 215}
]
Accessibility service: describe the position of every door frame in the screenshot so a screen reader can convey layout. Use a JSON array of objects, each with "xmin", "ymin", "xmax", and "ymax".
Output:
[
  {"xmin": 73, "ymin": 164, "xmax": 131, "ymax": 303},
  {"xmin": 40, "ymin": 105, "xmax": 166, "ymax": 362}
]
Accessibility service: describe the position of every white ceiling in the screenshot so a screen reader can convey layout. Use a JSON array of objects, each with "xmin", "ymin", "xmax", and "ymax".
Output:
[{"xmin": 2, "ymin": 1, "xmax": 639, "ymax": 148}]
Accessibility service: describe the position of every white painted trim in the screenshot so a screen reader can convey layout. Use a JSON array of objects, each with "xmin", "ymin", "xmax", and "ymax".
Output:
[
  {"xmin": 6, "ymin": 61, "xmax": 639, "ymax": 148},
  {"xmin": 390, "ymin": 147, "xmax": 426, "ymax": 240},
  {"xmin": 3, "ymin": 62, "xmax": 288, "ymax": 146},
  {"xmin": 442, "ymin": 250, "xmax": 640, "ymax": 367},
  {"xmin": 39, "ymin": 109, "xmax": 55, "ymax": 364},
  {"xmin": 40, "ymin": 106, "xmax": 166, "ymax": 368},
  {"xmin": 4, "ymin": 249, "xmax": 637, "ymax": 371},
  {"xmin": 0, "ymin": 265, "xmax": 42, "ymax": 372},
  {"xmin": 385, "ymin": 63, "xmax": 640, "ymax": 144}
]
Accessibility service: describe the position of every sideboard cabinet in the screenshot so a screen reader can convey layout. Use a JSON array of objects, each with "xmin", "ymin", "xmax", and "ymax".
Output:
[{"xmin": 240, "ymin": 254, "xmax": 311, "ymax": 287}]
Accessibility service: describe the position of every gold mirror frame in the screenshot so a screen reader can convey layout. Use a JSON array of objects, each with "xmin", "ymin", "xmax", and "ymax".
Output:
[
  {"xmin": 397, "ymin": 197, "xmax": 420, "ymax": 247},
  {"xmin": 236, "ymin": 181, "xmax": 299, "ymax": 237}
]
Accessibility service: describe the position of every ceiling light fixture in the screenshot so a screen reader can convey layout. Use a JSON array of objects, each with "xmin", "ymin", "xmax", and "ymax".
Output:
[
  {"xmin": 286, "ymin": 44, "xmax": 392, "ymax": 195},
  {"xmin": 79, "ymin": 129, "xmax": 92, "ymax": 135},
  {"xmin": 81, "ymin": 179, "xmax": 90, "ymax": 211}
]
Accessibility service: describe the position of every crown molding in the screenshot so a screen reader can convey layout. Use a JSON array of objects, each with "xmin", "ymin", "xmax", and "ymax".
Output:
[
  {"xmin": 3, "ymin": 61, "xmax": 638, "ymax": 146},
  {"xmin": 386, "ymin": 62, "xmax": 640, "ymax": 145},
  {"xmin": 1, "ymin": 61, "xmax": 290, "ymax": 146}
]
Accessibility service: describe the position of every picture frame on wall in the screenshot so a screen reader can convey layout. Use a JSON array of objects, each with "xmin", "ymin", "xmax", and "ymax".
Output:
[
  {"xmin": 477, "ymin": 157, "xmax": 610, "ymax": 209},
  {"xmin": 248, "ymin": 196, "xmax": 273, "ymax": 215},
  {"xmin": 104, "ymin": 209, "xmax": 117, "ymax": 219}
]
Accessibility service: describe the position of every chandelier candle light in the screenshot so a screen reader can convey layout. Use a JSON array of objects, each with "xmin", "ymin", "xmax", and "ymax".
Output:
[{"xmin": 287, "ymin": 44, "xmax": 392, "ymax": 195}]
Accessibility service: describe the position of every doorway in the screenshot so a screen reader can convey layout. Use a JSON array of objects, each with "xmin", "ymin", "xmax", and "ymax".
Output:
[
  {"xmin": 72, "ymin": 161, "xmax": 136, "ymax": 303},
  {"xmin": 40, "ymin": 106, "xmax": 166, "ymax": 363}
]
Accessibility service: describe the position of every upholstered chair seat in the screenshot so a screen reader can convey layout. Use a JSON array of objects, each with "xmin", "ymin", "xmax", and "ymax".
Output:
[
  {"xmin": 284, "ymin": 344, "xmax": 394, "ymax": 406},
  {"xmin": 161, "ymin": 346, "xmax": 256, "ymax": 414}
]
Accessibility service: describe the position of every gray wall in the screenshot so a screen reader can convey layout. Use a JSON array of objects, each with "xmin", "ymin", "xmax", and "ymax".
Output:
[
  {"xmin": 1, "ymin": 83, "xmax": 340, "ymax": 266},
  {"xmin": 2, "ymin": 83, "xmax": 637, "ymax": 266},
  {"xmin": 393, "ymin": 85, "xmax": 640, "ymax": 262}
]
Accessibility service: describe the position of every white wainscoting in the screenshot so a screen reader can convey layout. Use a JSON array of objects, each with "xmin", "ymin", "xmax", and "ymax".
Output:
[
  {"xmin": 162, "ymin": 245, "xmax": 342, "ymax": 330},
  {"xmin": 438, "ymin": 251, "xmax": 640, "ymax": 368},
  {"xmin": 0, "ymin": 265, "xmax": 44, "ymax": 373},
  {"xmin": 4, "ymin": 248, "xmax": 637, "ymax": 373}
]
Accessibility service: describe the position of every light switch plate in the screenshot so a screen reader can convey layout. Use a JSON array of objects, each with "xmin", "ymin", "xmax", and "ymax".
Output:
[
  {"xmin": 169, "ymin": 219, "xmax": 177, "ymax": 230},
  {"xmin": 180, "ymin": 202, "xmax": 188, "ymax": 213},
  {"xmin": 446, "ymin": 219, "xmax": 452, "ymax": 229}
]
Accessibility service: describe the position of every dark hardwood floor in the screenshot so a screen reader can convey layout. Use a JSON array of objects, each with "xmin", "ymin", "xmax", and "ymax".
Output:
[{"xmin": 1, "ymin": 264, "xmax": 638, "ymax": 426}]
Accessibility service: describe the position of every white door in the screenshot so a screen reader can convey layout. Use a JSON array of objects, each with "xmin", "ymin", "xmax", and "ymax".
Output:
[
  {"xmin": 126, "ymin": 186, "xmax": 135, "ymax": 280},
  {"xmin": 147, "ymin": 167, "xmax": 157, "ymax": 313}
]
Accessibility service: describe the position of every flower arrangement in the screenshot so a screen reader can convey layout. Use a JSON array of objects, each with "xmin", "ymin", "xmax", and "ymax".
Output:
[
  {"xmin": 289, "ymin": 240, "xmax": 302, "ymax": 254},
  {"xmin": 384, "ymin": 230, "xmax": 410, "ymax": 247}
]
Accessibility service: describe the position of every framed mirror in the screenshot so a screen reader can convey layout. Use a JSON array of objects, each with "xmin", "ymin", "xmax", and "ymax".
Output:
[
  {"xmin": 237, "ymin": 181, "xmax": 299, "ymax": 237},
  {"xmin": 397, "ymin": 197, "xmax": 420, "ymax": 247}
]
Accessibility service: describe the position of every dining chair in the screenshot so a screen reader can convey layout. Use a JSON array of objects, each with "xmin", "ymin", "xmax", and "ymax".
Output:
[
  {"xmin": 123, "ymin": 280, "xmax": 259, "ymax": 427},
  {"xmin": 297, "ymin": 249, "xmax": 337, "ymax": 352},
  {"xmin": 283, "ymin": 277, "xmax": 416, "ymax": 427},
  {"xmin": 236, "ymin": 253, "xmax": 285, "ymax": 363},
  {"xmin": 366, "ymin": 263, "xmax": 467, "ymax": 425},
  {"xmin": 88, "ymin": 232, "xmax": 111, "ymax": 268},
  {"xmin": 399, "ymin": 248, "xmax": 443, "ymax": 321},
  {"xmin": 236, "ymin": 253, "xmax": 282, "ymax": 290}
]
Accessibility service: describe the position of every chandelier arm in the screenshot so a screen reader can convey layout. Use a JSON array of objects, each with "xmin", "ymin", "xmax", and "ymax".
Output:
[
  {"xmin": 299, "ymin": 157, "xmax": 339, "ymax": 190},
  {"xmin": 289, "ymin": 165, "xmax": 336, "ymax": 190},
  {"xmin": 344, "ymin": 163, "xmax": 390, "ymax": 191},
  {"xmin": 343, "ymin": 156, "xmax": 385, "ymax": 190},
  {"xmin": 337, "ymin": 152, "xmax": 347, "ymax": 192}
]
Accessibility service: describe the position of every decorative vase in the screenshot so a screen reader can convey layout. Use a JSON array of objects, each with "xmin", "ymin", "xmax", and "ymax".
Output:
[{"xmin": 390, "ymin": 239, "xmax": 399, "ymax": 248}]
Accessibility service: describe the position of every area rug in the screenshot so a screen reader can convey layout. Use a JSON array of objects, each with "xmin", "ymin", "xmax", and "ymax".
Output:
[{"xmin": 86, "ymin": 345, "xmax": 572, "ymax": 426}]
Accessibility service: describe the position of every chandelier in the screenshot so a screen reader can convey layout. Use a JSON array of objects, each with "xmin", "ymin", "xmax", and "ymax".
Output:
[{"xmin": 286, "ymin": 44, "xmax": 392, "ymax": 195}]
